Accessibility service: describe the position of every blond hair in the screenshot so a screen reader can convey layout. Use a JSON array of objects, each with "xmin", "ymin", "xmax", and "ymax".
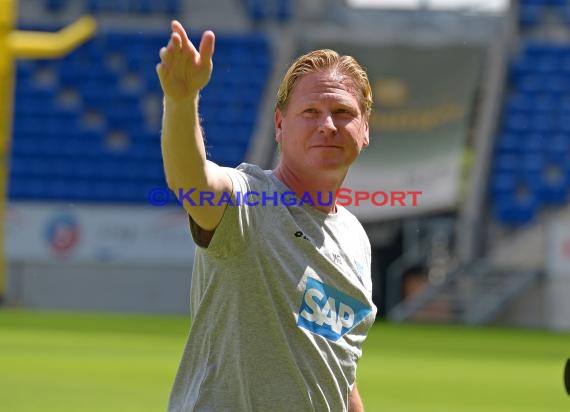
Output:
[{"xmin": 276, "ymin": 49, "xmax": 373, "ymax": 116}]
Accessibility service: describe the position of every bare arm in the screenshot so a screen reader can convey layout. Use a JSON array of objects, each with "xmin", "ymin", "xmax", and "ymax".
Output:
[
  {"xmin": 157, "ymin": 20, "xmax": 231, "ymax": 231},
  {"xmin": 348, "ymin": 383, "xmax": 365, "ymax": 412}
]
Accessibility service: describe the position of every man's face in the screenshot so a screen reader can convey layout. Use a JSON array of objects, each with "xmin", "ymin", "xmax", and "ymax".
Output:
[{"xmin": 275, "ymin": 70, "xmax": 369, "ymax": 176}]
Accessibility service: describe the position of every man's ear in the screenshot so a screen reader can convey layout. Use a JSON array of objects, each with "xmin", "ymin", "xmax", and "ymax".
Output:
[
  {"xmin": 362, "ymin": 116, "xmax": 370, "ymax": 148},
  {"xmin": 275, "ymin": 108, "xmax": 283, "ymax": 144}
]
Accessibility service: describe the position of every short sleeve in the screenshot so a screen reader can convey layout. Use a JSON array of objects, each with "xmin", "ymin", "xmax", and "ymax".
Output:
[{"xmin": 191, "ymin": 164, "xmax": 270, "ymax": 257}]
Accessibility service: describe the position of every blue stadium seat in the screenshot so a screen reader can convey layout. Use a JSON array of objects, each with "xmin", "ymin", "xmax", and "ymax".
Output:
[
  {"xmin": 249, "ymin": 0, "xmax": 267, "ymax": 22},
  {"xmin": 493, "ymin": 192, "xmax": 539, "ymax": 226},
  {"xmin": 20, "ymin": 178, "xmax": 49, "ymax": 199},
  {"xmin": 531, "ymin": 113, "xmax": 556, "ymax": 133},
  {"xmin": 15, "ymin": 62, "xmax": 35, "ymax": 81},
  {"xmin": 45, "ymin": 0, "xmax": 66, "ymax": 12},
  {"xmin": 495, "ymin": 133, "xmax": 521, "ymax": 155},
  {"xmin": 517, "ymin": 74, "xmax": 547, "ymax": 94},
  {"xmin": 540, "ymin": 162, "xmax": 568, "ymax": 204},
  {"xmin": 546, "ymin": 0, "xmax": 566, "ymax": 7},
  {"xmin": 519, "ymin": 4, "xmax": 542, "ymax": 27},
  {"xmin": 277, "ymin": 0, "xmax": 291, "ymax": 21},
  {"xmin": 560, "ymin": 97, "xmax": 570, "ymax": 113},
  {"xmin": 138, "ymin": 0, "xmax": 154, "ymax": 14},
  {"xmin": 166, "ymin": 0, "xmax": 179, "ymax": 14},
  {"xmin": 519, "ymin": 155, "xmax": 545, "ymax": 191},
  {"xmin": 7, "ymin": 177, "xmax": 24, "ymax": 199},
  {"xmin": 504, "ymin": 93, "xmax": 532, "ymax": 115},
  {"xmin": 523, "ymin": 40, "xmax": 552, "ymax": 58},
  {"xmin": 490, "ymin": 172, "xmax": 517, "ymax": 198},
  {"xmin": 520, "ymin": 135, "xmax": 545, "ymax": 155},
  {"xmin": 535, "ymin": 56, "xmax": 560, "ymax": 75},
  {"xmin": 532, "ymin": 95, "xmax": 558, "ymax": 114},
  {"xmin": 544, "ymin": 135, "xmax": 569, "ymax": 163},
  {"xmin": 503, "ymin": 112, "xmax": 531, "ymax": 133},
  {"xmin": 558, "ymin": 114, "xmax": 570, "ymax": 132}
]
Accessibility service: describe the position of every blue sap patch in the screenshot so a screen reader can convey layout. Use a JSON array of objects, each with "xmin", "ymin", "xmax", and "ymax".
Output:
[{"xmin": 297, "ymin": 277, "xmax": 371, "ymax": 341}]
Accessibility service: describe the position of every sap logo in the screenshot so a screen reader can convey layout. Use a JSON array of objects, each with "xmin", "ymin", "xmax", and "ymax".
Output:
[
  {"xmin": 298, "ymin": 277, "xmax": 371, "ymax": 341},
  {"xmin": 354, "ymin": 260, "xmax": 364, "ymax": 276}
]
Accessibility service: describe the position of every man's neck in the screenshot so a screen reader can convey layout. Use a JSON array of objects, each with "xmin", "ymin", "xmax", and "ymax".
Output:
[{"xmin": 273, "ymin": 165, "xmax": 346, "ymax": 214}]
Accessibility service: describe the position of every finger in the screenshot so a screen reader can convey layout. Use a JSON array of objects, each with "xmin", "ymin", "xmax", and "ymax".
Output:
[
  {"xmin": 156, "ymin": 63, "xmax": 168, "ymax": 90},
  {"xmin": 156, "ymin": 62, "xmax": 164, "ymax": 77},
  {"xmin": 199, "ymin": 30, "xmax": 215, "ymax": 63},
  {"xmin": 170, "ymin": 32, "xmax": 182, "ymax": 49},
  {"xmin": 171, "ymin": 20, "xmax": 197, "ymax": 55},
  {"xmin": 159, "ymin": 46, "xmax": 172, "ymax": 65},
  {"xmin": 156, "ymin": 62, "xmax": 169, "ymax": 78},
  {"xmin": 159, "ymin": 46, "xmax": 167, "ymax": 61}
]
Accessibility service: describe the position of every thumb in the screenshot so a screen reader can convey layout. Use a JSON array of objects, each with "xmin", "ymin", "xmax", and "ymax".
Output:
[{"xmin": 199, "ymin": 30, "xmax": 215, "ymax": 63}]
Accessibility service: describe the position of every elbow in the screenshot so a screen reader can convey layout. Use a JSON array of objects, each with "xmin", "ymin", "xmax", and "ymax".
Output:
[{"xmin": 166, "ymin": 177, "xmax": 178, "ymax": 193}]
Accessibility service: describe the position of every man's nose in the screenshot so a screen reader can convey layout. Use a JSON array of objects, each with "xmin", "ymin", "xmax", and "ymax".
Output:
[{"xmin": 318, "ymin": 114, "xmax": 337, "ymax": 134}]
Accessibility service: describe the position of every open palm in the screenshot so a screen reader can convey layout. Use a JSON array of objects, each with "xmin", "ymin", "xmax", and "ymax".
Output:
[{"xmin": 156, "ymin": 20, "xmax": 215, "ymax": 101}]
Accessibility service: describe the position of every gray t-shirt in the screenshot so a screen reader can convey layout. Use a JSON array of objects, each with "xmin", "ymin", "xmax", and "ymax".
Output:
[{"xmin": 168, "ymin": 163, "xmax": 377, "ymax": 412}]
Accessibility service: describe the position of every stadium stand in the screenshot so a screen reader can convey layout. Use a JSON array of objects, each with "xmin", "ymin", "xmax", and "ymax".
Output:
[
  {"xmin": 10, "ymin": 26, "xmax": 271, "ymax": 203},
  {"xmin": 491, "ymin": 3, "xmax": 570, "ymax": 225}
]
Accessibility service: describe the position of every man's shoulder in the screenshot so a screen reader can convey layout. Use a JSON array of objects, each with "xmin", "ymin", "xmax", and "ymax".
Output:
[
  {"xmin": 336, "ymin": 204, "xmax": 363, "ymax": 226},
  {"xmin": 336, "ymin": 206, "xmax": 370, "ymax": 244},
  {"xmin": 216, "ymin": 163, "xmax": 274, "ymax": 193},
  {"xmin": 224, "ymin": 162, "xmax": 272, "ymax": 183}
]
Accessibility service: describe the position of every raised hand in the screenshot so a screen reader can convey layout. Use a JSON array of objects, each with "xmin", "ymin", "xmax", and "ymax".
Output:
[{"xmin": 156, "ymin": 20, "xmax": 215, "ymax": 101}]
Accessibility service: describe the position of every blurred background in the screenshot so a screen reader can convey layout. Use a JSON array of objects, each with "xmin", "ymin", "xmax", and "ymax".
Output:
[{"xmin": 1, "ymin": 0, "xmax": 569, "ymax": 411}]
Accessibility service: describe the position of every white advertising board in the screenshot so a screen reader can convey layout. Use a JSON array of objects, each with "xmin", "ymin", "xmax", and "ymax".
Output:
[{"xmin": 5, "ymin": 203, "xmax": 195, "ymax": 266}]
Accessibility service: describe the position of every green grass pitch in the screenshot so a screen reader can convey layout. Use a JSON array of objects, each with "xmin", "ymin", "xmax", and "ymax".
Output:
[{"xmin": 0, "ymin": 309, "xmax": 568, "ymax": 411}]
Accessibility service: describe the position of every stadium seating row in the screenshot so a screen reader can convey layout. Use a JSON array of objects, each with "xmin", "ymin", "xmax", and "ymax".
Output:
[
  {"xmin": 45, "ymin": 0, "xmax": 180, "ymax": 15},
  {"xmin": 8, "ymin": 177, "xmax": 178, "ymax": 203},
  {"xmin": 504, "ymin": 93, "xmax": 570, "ymax": 113}
]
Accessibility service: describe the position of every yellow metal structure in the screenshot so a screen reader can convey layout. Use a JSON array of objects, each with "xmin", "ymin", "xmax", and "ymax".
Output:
[{"xmin": 0, "ymin": 0, "xmax": 97, "ymax": 300}]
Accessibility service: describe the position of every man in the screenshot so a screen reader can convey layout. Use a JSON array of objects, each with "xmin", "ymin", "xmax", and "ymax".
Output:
[{"xmin": 157, "ymin": 19, "xmax": 377, "ymax": 412}]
